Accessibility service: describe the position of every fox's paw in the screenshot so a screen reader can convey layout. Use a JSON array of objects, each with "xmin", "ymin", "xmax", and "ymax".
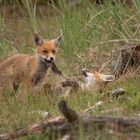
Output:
[{"xmin": 61, "ymin": 80, "xmax": 79, "ymax": 89}]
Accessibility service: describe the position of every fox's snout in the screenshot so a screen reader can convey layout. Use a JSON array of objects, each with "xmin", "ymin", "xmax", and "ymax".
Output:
[
  {"xmin": 47, "ymin": 56, "xmax": 54, "ymax": 61},
  {"xmin": 82, "ymin": 69, "xmax": 88, "ymax": 77},
  {"xmin": 82, "ymin": 68, "xmax": 92, "ymax": 77},
  {"xmin": 41, "ymin": 54, "xmax": 55, "ymax": 62},
  {"xmin": 39, "ymin": 50, "xmax": 56, "ymax": 63}
]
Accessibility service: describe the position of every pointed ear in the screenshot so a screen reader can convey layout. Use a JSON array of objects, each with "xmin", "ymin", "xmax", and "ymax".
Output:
[
  {"xmin": 34, "ymin": 33, "xmax": 44, "ymax": 46},
  {"xmin": 55, "ymin": 35, "xmax": 62, "ymax": 47},
  {"xmin": 100, "ymin": 74, "xmax": 115, "ymax": 82}
]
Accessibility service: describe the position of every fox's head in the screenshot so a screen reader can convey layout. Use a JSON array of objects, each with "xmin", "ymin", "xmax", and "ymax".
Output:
[
  {"xmin": 82, "ymin": 68, "xmax": 115, "ymax": 87},
  {"xmin": 34, "ymin": 33, "xmax": 62, "ymax": 63}
]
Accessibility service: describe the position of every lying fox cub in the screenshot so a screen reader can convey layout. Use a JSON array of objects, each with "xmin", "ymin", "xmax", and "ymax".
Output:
[
  {"xmin": 81, "ymin": 68, "xmax": 115, "ymax": 91},
  {"xmin": 0, "ymin": 34, "xmax": 77, "ymax": 101},
  {"xmin": 61, "ymin": 68, "xmax": 115, "ymax": 96}
]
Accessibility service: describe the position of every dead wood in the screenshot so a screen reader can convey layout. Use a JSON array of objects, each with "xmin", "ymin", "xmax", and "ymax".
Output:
[
  {"xmin": 101, "ymin": 44, "xmax": 140, "ymax": 78},
  {"xmin": 58, "ymin": 100, "xmax": 79, "ymax": 122},
  {"xmin": 1, "ymin": 100, "xmax": 140, "ymax": 139},
  {"xmin": 113, "ymin": 45, "xmax": 140, "ymax": 77}
]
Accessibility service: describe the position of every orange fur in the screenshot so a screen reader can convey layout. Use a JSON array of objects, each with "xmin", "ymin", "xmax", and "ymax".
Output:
[{"xmin": 0, "ymin": 34, "xmax": 62, "ymax": 101}]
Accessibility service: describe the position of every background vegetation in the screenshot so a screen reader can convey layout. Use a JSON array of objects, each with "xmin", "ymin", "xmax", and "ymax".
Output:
[{"xmin": 0, "ymin": 0, "xmax": 140, "ymax": 139}]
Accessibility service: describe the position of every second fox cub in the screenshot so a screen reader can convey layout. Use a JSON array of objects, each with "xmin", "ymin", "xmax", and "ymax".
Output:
[
  {"xmin": 61, "ymin": 68, "xmax": 115, "ymax": 96},
  {"xmin": 81, "ymin": 68, "xmax": 115, "ymax": 91},
  {"xmin": 0, "ymin": 34, "xmax": 66, "ymax": 100}
]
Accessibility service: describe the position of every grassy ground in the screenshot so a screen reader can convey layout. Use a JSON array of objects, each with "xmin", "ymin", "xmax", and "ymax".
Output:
[{"xmin": 0, "ymin": 0, "xmax": 140, "ymax": 139}]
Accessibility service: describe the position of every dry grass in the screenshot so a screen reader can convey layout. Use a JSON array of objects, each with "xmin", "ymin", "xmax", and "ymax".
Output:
[{"xmin": 0, "ymin": 0, "xmax": 140, "ymax": 139}]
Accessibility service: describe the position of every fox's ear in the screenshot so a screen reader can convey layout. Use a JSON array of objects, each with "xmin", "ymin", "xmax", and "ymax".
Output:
[
  {"xmin": 34, "ymin": 33, "xmax": 44, "ymax": 46},
  {"xmin": 55, "ymin": 35, "xmax": 62, "ymax": 47},
  {"xmin": 100, "ymin": 74, "xmax": 115, "ymax": 82}
]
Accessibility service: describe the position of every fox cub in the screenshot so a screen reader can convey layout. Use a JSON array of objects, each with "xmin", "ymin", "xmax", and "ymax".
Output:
[
  {"xmin": 0, "ymin": 34, "xmax": 67, "ymax": 100},
  {"xmin": 61, "ymin": 68, "xmax": 115, "ymax": 96},
  {"xmin": 81, "ymin": 68, "xmax": 115, "ymax": 92}
]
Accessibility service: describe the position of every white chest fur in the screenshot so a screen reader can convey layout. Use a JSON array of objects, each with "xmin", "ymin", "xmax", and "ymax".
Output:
[{"xmin": 80, "ymin": 73, "xmax": 96, "ymax": 90}]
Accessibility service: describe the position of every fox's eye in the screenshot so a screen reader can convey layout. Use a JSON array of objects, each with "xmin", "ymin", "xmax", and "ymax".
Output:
[
  {"xmin": 52, "ymin": 49, "xmax": 56, "ymax": 54},
  {"xmin": 43, "ymin": 50, "xmax": 48, "ymax": 53}
]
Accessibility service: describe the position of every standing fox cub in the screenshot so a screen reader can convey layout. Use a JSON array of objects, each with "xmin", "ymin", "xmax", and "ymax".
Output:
[{"xmin": 0, "ymin": 34, "xmax": 76, "ymax": 101}]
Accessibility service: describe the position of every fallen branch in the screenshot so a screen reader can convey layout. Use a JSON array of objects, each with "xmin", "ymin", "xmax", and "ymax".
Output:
[
  {"xmin": 58, "ymin": 100, "xmax": 79, "ymax": 122},
  {"xmin": 1, "ymin": 100, "xmax": 140, "ymax": 139}
]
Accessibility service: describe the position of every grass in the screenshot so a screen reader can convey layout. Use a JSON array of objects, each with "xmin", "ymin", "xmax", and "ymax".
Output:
[{"xmin": 0, "ymin": 0, "xmax": 140, "ymax": 139}]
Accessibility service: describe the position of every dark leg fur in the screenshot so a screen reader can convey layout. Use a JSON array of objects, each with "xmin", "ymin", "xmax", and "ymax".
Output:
[
  {"xmin": 13, "ymin": 83, "xmax": 19, "ymax": 92},
  {"xmin": 51, "ymin": 62, "xmax": 79, "ymax": 89},
  {"xmin": 51, "ymin": 62, "xmax": 65, "ymax": 76}
]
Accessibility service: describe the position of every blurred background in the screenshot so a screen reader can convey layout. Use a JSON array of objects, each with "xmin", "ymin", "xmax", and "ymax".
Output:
[{"xmin": 0, "ymin": 0, "xmax": 139, "ymax": 76}]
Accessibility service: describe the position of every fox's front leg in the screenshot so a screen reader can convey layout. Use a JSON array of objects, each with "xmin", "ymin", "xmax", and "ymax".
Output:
[
  {"xmin": 51, "ymin": 62, "xmax": 67, "ymax": 78},
  {"xmin": 51, "ymin": 62, "xmax": 79, "ymax": 89}
]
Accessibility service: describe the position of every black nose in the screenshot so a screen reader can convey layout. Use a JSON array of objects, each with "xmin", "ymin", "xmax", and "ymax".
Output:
[{"xmin": 50, "ymin": 57, "xmax": 54, "ymax": 61}]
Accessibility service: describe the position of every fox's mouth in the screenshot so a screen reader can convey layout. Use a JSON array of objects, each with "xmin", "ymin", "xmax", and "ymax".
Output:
[
  {"xmin": 82, "ymin": 70, "xmax": 87, "ymax": 77},
  {"xmin": 44, "ymin": 59, "xmax": 53, "ymax": 63},
  {"xmin": 82, "ymin": 68, "xmax": 91, "ymax": 77},
  {"xmin": 43, "ymin": 58, "xmax": 54, "ymax": 64}
]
